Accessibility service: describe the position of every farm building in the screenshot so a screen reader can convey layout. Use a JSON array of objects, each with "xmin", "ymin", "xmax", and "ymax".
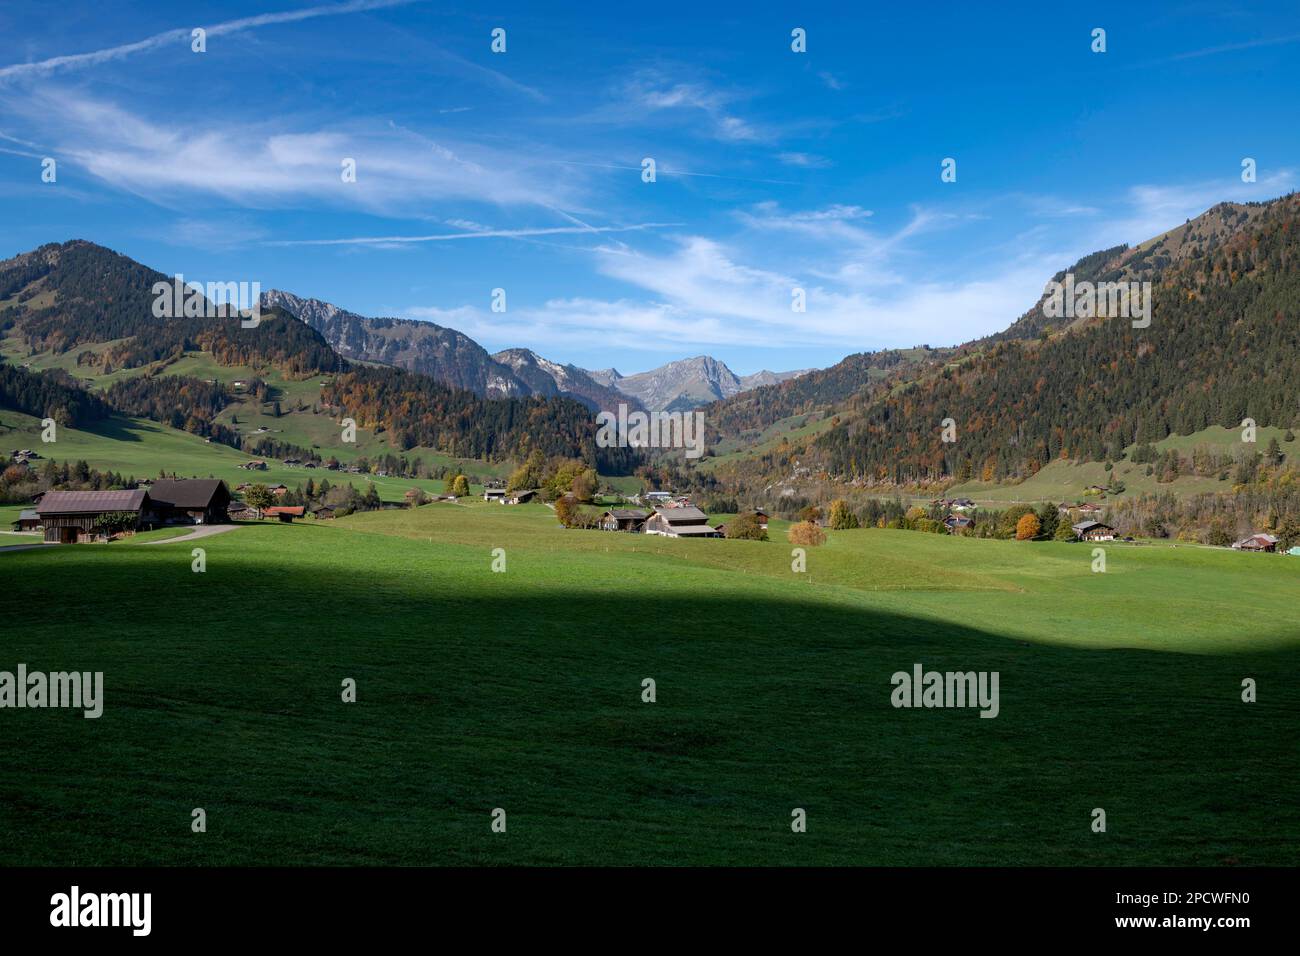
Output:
[
  {"xmin": 944, "ymin": 514, "xmax": 974, "ymax": 533},
  {"xmin": 147, "ymin": 479, "xmax": 231, "ymax": 525},
  {"xmin": 1233, "ymin": 533, "xmax": 1278, "ymax": 552},
  {"xmin": 506, "ymin": 490, "xmax": 538, "ymax": 505},
  {"xmin": 600, "ymin": 508, "xmax": 649, "ymax": 532},
  {"xmin": 36, "ymin": 489, "xmax": 151, "ymax": 543},
  {"xmin": 483, "ymin": 487, "xmax": 506, "ymax": 502},
  {"xmin": 644, "ymin": 505, "xmax": 722, "ymax": 538},
  {"xmin": 264, "ymin": 506, "xmax": 306, "ymax": 523},
  {"xmin": 311, "ymin": 506, "xmax": 337, "ymax": 519},
  {"xmin": 1072, "ymin": 520, "xmax": 1115, "ymax": 542},
  {"xmin": 643, "ymin": 491, "xmax": 673, "ymax": 504},
  {"xmin": 226, "ymin": 504, "xmax": 259, "ymax": 521},
  {"xmin": 13, "ymin": 509, "xmax": 41, "ymax": 532}
]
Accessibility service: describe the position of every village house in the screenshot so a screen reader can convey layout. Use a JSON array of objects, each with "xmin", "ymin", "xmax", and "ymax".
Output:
[
  {"xmin": 483, "ymin": 487, "xmax": 506, "ymax": 502},
  {"xmin": 147, "ymin": 478, "xmax": 232, "ymax": 525},
  {"xmin": 643, "ymin": 491, "xmax": 673, "ymax": 505},
  {"xmin": 1233, "ymin": 533, "xmax": 1278, "ymax": 552},
  {"xmin": 311, "ymin": 505, "xmax": 337, "ymax": 520},
  {"xmin": 1072, "ymin": 520, "xmax": 1116, "ymax": 542},
  {"xmin": 599, "ymin": 508, "xmax": 649, "ymax": 532},
  {"xmin": 12, "ymin": 509, "xmax": 41, "ymax": 532},
  {"xmin": 264, "ymin": 505, "xmax": 306, "ymax": 523},
  {"xmin": 506, "ymin": 489, "xmax": 538, "ymax": 505},
  {"xmin": 944, "ymin": 514, "xmax": 974, "ymax": 533},
  {"xmin": 239, "ymin": 460, "xmax": 269, "ymax": 471},
  {"xmin": 36, "ymin": 489, "xmax": 151, "ymax": 543},
  {"xmin": 643, "ymin": 505, "xmax": 722, "ymax": 538}
]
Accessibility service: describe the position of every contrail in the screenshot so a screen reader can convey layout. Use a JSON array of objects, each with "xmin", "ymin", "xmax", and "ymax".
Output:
[{"xmin": 0, "ymin": 0, "xmax": 422, "ymax": 82}]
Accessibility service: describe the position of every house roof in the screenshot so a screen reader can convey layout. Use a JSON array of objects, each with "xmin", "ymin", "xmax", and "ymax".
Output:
[
  {"xmin": 667, "ymin": 524, "xmax": 722, "ymax": 535},
  {"xmin": 1072, "ymin": 520, "xmax": 1113, "ymax": 532},
  {"xmin": 654, "ymin": 505, "xmax": 708, "ymax": 522},
  {"xmin": 17, "ymin": 509, "xmax": 38, "ymax": 521},
  {"xmin": 37, "ymin": 489, "xmax": 148, "ymax": 515},
  {"xmin": 147, "ymin": 478, "xmax": 228, "ymax": 510},
  {"xmin": 604, "ymin": 509, "xmax": 648, "ymax": 519},
  {"xmin": 264, "ymin": 506, "xmax": 306, "ymax": 516}
]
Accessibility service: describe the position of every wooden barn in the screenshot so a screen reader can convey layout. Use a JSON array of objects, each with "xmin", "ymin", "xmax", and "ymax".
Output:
[
  {"xmin": 643, "ymin": 505, "xmax": 722, "ymax": 538},
  {"xmin": 36, "ymin": 489, "xmax": 151, "ymax": 543},
  {"xmin": 147, "ymin": 479, "xmax": 231, "ymax": 525},
  {"xmin": 599, "ymin": 508, "xmax": 649, "ymax": 532},
  {"xmin": 264, "ymin": 505, "xmax": 306, "ymax": 523},
  {"xmin": 13, "ymin": 509, "xmax": 42, "ymax": 532}
]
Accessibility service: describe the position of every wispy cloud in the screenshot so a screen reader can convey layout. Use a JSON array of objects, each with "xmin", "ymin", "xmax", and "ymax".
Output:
[
  {"xmin": 0, "ymin": 0, "xmax": 421, "ymax": 82},
  {"xmin": 267, "ymin": 221, "xmax": 681, "ymax": 246}
]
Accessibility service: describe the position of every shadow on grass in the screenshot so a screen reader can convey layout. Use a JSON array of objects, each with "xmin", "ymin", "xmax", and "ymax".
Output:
[{"xmin": 0, "ymin": 549, "xmax": 1297, "ymax": 866}]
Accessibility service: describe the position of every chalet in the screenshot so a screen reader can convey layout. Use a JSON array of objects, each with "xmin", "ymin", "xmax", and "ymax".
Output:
[
  {"xmin": 36, "ymin": 489, "xmax": 150, "ymax": 543},
  {"xmin": 644, "ymin": 505, "xmax": 722, "ymax": 538},
  {"xmin": 147, "ymin": 479, "xmax": 231, "ymax": 525},
  {"xmin": 271, "ymin": 485, "xmax": 289, "ymax": 497},
  {"xmin": 600, "ymin": 508, "xmax": 649, "ymax": 532},
  {"xmin": 239, "ymin": 460, "xmax": 268, "ymax": 471},
  {"xmin": 282, "ymin": 458, "xmax": 302, "ymax": 466},
  {"xmin": 944, "ymin": 514, "xmax": 974, "ymax": 533},
  {"xmin": 13, "ymin": 509, "xmax": 41, "ymax": 532},
  {"xmin": 483, "ymin": 487, "xmax": 507, "ymax": 502},
  {"xmin": 950, "ymin": 498, "xmax": 976, "ymax": 512},
  {"xmin": 1076, "ymin": 502, "xmax": 1103, "ymax": 515},
  {"xmin": 644, "ymin": 491, "xmax": 673, "ymax": 504},
  {"xmin": 1233, "ymin": 533, "xmax": 1278, "ymax": 552},
  {"xmin": 311, "ymin": 506, "xmax": 337, "ymax": 520},
  {"xmin": 1072, "ymin": 520, "xmax": 1115, "ymax": 542},
  {"xmin": 226, "ymin": 504, "xmax": 259, "ymax": 521},
  {"xmin": 506, "ymin": 490, "xmax": 538, "ymax": 505},
  {"xmin": 264, "ymin": 506, "xmax": 306, "ymax": 523}
]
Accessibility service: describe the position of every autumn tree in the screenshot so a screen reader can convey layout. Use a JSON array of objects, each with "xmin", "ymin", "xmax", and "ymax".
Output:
[{"xmin": 1015, "ymin": 513, "xmax": 1041, "ymax": 540}]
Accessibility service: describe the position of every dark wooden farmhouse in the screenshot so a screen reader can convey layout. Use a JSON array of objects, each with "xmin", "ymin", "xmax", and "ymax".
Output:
[
  {"xmin": 147, "ymin": 479, "xmax": 231, "ymax": 525},
  {"xmin": 36, "ymin": 489, "xmax": 151, "ymax": 543},
  {"xmin": 600, "ymin": 508, "xmax": 649, "ymax": 532},
  {"xmin": 264, "ymin": 505, "xmax": 306, "ymax": 523},
  {"xmin": 643, "ymin": 505, "xmax": 722, "ymax": 538},
  {"xmin": 13, "ymin": 509, "xmax": 42, "ymax": 532},
  {"xmin": 1072, "ymin": 520, "xmax": 1115, "ymax": 542}
]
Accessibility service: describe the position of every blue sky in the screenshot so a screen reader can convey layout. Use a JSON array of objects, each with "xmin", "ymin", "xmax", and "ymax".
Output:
[{"xmin": 0, "ymin": 1, "xmax": 1297, "ymax": 375}]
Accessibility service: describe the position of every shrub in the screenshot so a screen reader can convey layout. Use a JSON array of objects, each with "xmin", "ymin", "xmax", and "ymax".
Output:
[
  {"xmin": 787, "ymin": 521, "xmax": 826, "ymax": 547},
  {"xmin": 725, "ymin": 513, "xmax": 768, "ymax": 541}
]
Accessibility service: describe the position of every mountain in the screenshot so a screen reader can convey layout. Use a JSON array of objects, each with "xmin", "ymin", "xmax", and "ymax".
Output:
[
  {"xmin": 596, "ymin": 355, "xmax": 810, "ymax": 413},
  {"xmin": 490, "ymin": 348, "xmax": 640, "ymax": 415},
  {"xmin": 702, "ymin": 194, "xmax": 1300, "ymax": 489},
  {"xmin": 261, "ymin": 290, "xmax": 528, "ymax": 397}
]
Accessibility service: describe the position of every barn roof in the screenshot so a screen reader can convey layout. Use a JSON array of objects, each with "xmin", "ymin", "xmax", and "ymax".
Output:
[
  {"xmin": 605, "ymin": 508, "xmax": 648, "ymax": 519},
  {"xmin": 264, "ymin": 506, "xmax": 306, "ymax": 516},
  {"xmin": 148, "ymin": 479, "xmax": 228, "ymax": 509},
  {"xmin": 37, "ymin": 489, "xmax": 148, "ymax": 515},
  {"xmin": 654, "ymin": 505, "xmax": 708, "ymax": 522}
]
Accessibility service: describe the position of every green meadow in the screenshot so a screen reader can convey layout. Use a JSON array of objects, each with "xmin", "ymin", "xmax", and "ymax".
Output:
[{"xmin": 1, "ymin": 501, "xmax": 1297, "ymax": 865}]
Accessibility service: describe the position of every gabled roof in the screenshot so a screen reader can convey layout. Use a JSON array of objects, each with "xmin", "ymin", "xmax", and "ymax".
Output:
[
  {"xmin": 1072, "ymin": 520, "xmax": 1113, "ymax": 532},
  {"xmin": 654, "ymin": 505, "xmax": 708, "ymax": 522},
  {"xmin": 604, "ymin": 509, "xmax": 648, "ymax": 519},
  {"xmin": 37, "ymin": 489, "xmax": 148, "ymax": 515},
  {"xmin": 17, "ymin": 509, "xmax": 38, "ymax": 521},
  {"xmin": 148, "ymin": 478, "xmax": 228, "ymax": 509},
  {"xmin": 264, "ymin": 506, "xmax": 306, "ymax": 516}
]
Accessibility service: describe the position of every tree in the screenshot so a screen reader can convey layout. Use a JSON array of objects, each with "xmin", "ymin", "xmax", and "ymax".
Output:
[
  {"xmin": 363, "ymin": 482, "xmax": 381, "ymax": 510},
  {"xmin": 571, "ymin": 469, "xmax": 597, "ymax": 503},
  {"xmin": 1035, "ymin": 502, "xmax": 1059, "ymax": 540},
  {"xmin": 554, "ymin": 494, "xmax": 581, "ymax": 528},
  {"xmin": 451, "ymin": 474, "xmax": 470, "ymax": 497},
  {"xmin": 405, "ymin": 487, "xmax": 429, "ymax": 507},
  {"xmin": 798, "ymin": 505, "xmax": 822, "ymax": 523},
  {"xmin": 828, "ymin": 499, "xmax": 859, "ymax": 530},
  {"xmin": 724, "ymin": 513, "xmax": 768, "ymax": 541},
  {"xmin": 1053, "ymin": 518, "xmax": 1076, "ymax": 541},
  {"xmin": 243, "ymin": 483, "xmax": 275, "ymax": 516},
  {"xmin": 508, "ymin": 450, "xmax": 546, "ymax": 493},
  {"xmin": 1015, "ymin": 513, "xmax": 1041, "ymax": 540},
  {"xmin": 787, "ymin": 521, "xmax": 827, "ymax": 546}
]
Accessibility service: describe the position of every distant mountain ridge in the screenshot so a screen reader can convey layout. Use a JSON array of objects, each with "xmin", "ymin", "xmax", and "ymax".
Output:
[{"xmin": 263, "ymin": 289, "xmax": 810, "ymax": 412}]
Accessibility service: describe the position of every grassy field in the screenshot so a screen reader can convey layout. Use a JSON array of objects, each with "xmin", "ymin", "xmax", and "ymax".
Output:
[
  {"xmin": 0, "ymin": 407, "xmax": 505, "ymax": 503},
  {"xmin": 1, "ymin": 501, "xmax": 1297, "ymax": 865}
]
